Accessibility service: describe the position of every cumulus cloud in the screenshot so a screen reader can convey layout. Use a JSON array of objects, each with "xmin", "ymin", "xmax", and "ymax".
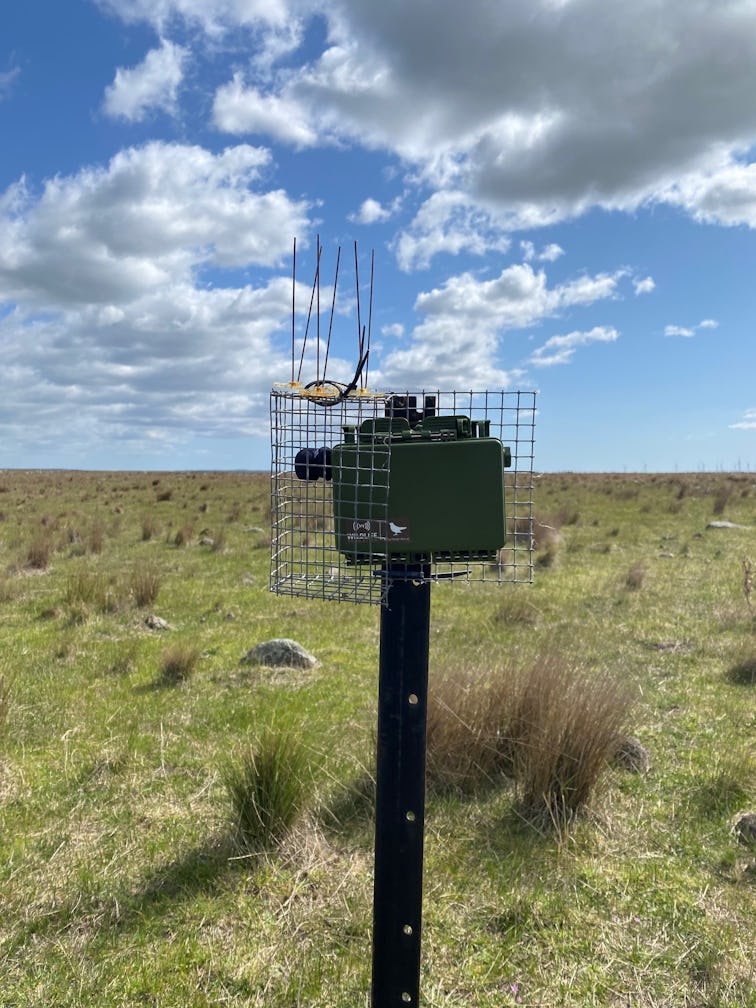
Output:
[
  {"xmin": 350, "ymin": 197, "xmax": 396, "ymax": 225},
  {"xmin": 101, "ymin": 2, "xmax": 756, "ymax": 237},
  {"xmin": 729, "ymin": 408, "xmax": 756, "ymax": 430},
  {"xmin": 521, "ymin": 240, "xmax": 564, "ymax": 262},
  {"xmin": 529, "ymin": 325, "xmax": 619, "ymax": 367},
  {"xmin": 633, "ymin": 276, "xmax": 655, "ymax": 295},
  {"xmin": 103, "ymin": 39, "xmax": 188, "ymax": 121},
  {"xmin": 379, "ymin": 262, "xmax": 624, "ymax": 387},
  {"xmin": 663, "ymin": 160, "xmax": 756, "ymax": 228},
  {"xmin": 0, "ymin": 142, "xmax": 308, "ymax": 307},
  {"xmin": 394, "ymin": 191, "xmax": 511, "ymax": 270},
  {"xmin": 96, "ymin": 0, "xmax": 289, "ymax": 35},
  {"xmin": 664, "ymin": 318, "xmax": 718, "ymax": 338},
  {"xmin": 268, "ymin": 2, "xmax": 756, "ymax": 229},
  {"xmin": 213, "ymin": 74, "xmax": 319, "ymax": 145},
  {"xmin": 0, "ymin": 143, "xmax": 310, "ymax": 454}
]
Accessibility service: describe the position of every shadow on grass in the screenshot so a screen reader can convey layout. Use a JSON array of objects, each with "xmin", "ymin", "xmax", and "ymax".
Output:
[
  {"xmin": 124, "ymin": 833, "xmax": 244, "ymax": 913},
  {"xmin": 319, "ymin": 772, "xmax": 375, "ymax": 842},
  {"xmin": 726, "ymin": 656, "xmax": 756, "ymax": 685},
  {"xmin": 15, "ymin": 831, "xmax": 262, "ymax": 949}
]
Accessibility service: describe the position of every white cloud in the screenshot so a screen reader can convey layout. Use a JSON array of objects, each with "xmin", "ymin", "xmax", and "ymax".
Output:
[
  {"xmin": 0, "ymin": 142, "xmax": 308, "ymax": 308},
  {"xmin": 350, "ymin": 197, "xmax": 393, "ymax": 225},
  {"xmin": 539, "ymin": 243, "xmax": 564, "ymax": 262},
  {"xmin": 101, "ymin": 2, "xmax": 756, "ymax": 237},
  {"xmin": 394, "ymin": 191, "xmax": 510, "ymax": 270},
  {"xmin": 103, "ymin": 39, "xmax": 188, "ymax": 122},
  {"xmin": 633, "ymin": 276, "xmax": 655, "ymax": 295},
  {"xmin": 663, "ymin": 159, "xmax": 756, "ymax": 228},
  {"xmin": 729, "ymin": 409, "xmax": 756, "ymax": 430},
  {"xmin": 96, "ymin": 0, "xmax": 288, "ymax": 34},
  {"xmin": 0, "ymin": 143, "xmax": 311, "ymax": 454},
  {"xmin": 520, "ymin": 240, "xmax": 563, "ymax": 262},
  {"xmin": 380, "ymin": 262, "xmax": 623, "ymax": 387},
  {"xmin": 664, "ymin": 325, "xmax": 695, "ymax": 338},
  {"xmin": 381, "ymin": 322, "xmax": 404, "ymax": 339},
  {"xmin": 664, "ymin": 318, "xmax": 718, "ymax": 338},
  {"xmin": 213, "ymin": 74, "xmax": 319, "ymax": 146},
  {"xmin": 520, "ymin": 240, "xmax": 536, "ymax": 261},
  {"xmin": 0, "ymin": 67, "xmax": 21, "ymax": 102},
  {"xmin": 529, "ymin": 325, "xmax": 619, "ymax": 367}
]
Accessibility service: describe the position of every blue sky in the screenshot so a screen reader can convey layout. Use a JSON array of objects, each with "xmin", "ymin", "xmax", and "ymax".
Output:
[{"xmin": 1, "ymin": 0, "xmax": 755, "ymax": 472}]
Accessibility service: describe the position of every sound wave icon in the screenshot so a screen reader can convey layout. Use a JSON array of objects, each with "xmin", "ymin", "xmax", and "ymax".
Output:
[{"xmin": 352, "ymin": 520, "xmax": 372, "ymax": 532}]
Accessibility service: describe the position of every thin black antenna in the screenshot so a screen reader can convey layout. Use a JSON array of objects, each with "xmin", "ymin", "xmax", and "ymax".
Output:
[
  {"xmin": 323, "ymin": 244, "xmax": 341, "ymax": 382},
  {"xmin": 297, "ymin": 242, "xmax": 322, "ymax": 384},
  {"xmin": 364, "ymin": 248, "xmax": 375, "ymax": 390},
  {"xmin": 291, "ymin": 237, "xmax": 296, "ymax": 383},
  {"xmin": 316, "ymin": 233, "xmax": 321, "ymax": 382},
  {"xmin": 354, "ymin": 241, "xmax": 363, "ymax": 363}
]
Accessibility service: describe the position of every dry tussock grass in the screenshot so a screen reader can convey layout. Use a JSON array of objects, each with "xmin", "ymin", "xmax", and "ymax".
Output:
[
  {"xmin": 426, "ymin": 653, "xmax": 635, "ymax": 829},
  {"xmin": 508, "ymin": 656, "xmax": 635, "ymax": 830}
]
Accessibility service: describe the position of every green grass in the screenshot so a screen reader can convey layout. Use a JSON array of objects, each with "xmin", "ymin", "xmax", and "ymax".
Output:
[
  {"xmin": 0, "ymin": 469, "xmax": 754, "ymax": 1006},
  {"xmin": 224, "ymin": 728, "xmax": 311, "ymax": 851}
]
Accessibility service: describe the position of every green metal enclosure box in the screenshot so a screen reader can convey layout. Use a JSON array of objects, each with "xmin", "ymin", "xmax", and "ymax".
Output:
[{"xmin": 331, "ymin": 415, "xmax": 509, "ymax": 562}]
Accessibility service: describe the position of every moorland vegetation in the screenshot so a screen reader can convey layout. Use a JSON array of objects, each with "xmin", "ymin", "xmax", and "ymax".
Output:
[{"xmin": 0, "ymin": 469, "xmax": 753, "ymax": 1006}]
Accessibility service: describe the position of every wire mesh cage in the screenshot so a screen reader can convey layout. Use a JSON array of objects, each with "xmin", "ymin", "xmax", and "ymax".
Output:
[{"xmin": 270, "ymin": 386, "xmax": 536, "ymax": 605}]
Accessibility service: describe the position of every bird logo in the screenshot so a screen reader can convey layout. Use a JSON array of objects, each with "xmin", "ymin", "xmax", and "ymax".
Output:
[{"xmin": 389, "ymin": 521, "xmax": 408, "ymax": 536}]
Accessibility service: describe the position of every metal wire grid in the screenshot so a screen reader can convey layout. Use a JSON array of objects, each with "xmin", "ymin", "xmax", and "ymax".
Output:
[{"xmin": 269, "ymin": 388, "xmax": 536, "ymax": 605}]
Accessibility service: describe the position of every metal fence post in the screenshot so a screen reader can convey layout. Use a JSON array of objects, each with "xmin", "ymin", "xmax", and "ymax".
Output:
[{"xmin": 371, "ymin": 565, "xmax": 431, "ymax": 1007}]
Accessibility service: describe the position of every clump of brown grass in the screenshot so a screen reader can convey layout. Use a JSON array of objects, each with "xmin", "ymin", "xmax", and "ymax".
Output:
[
  {"xmin": 156, "ymin": 489, "xmax": 173, "ymax": 502},
  {"xmin": 625, "ymin": 563, "xmax": 646, "ymax": 591},
  {"xmin": 426, "ymin": 654, "xmax": 635, "ymax": 830},
  {"xmin": 712, "ymin": 484, "xmax": 732, "ymax": 516},
  {"xmin": 157, "ymin": 642, "xmax": 201, "ymax": 686},
  {"xmin": 507, "ymin": 656, "xmax": 635, "ymax": 831},
  {"xmin": 130, "ymin": 564, "xmax": 162, "ymax": 608},
  {"xmin": 25, "ymin": 531, "xmax": 54, "ymax": 569},
  {"xmin": 141, "ymin": 515, "xmax": 160, "ymax": 541},
  {"xmin": 86, "ymin": 521, "xmax": 105, "ymax": 555},
  {"xmin": 173, "ymin": 523, "xmax": 193, "ymax": 548}
]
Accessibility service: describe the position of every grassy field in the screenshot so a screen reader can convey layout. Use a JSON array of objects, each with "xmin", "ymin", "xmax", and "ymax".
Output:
[{"xmin": 0, "ymin": 469, "xmax": 754, "ymax": 1007}]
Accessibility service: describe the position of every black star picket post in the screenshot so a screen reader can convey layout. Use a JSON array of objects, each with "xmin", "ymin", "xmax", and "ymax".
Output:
[{"xmin": 371, "ymin": 564, "xmax": 431, "ymax": 1006}]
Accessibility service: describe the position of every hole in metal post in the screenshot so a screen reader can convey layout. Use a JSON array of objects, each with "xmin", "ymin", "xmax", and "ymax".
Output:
[
  {"xmin": 403, "ymin": 924, "xmax": 413, "ymax": 936},
  {"xmin": 401, "ymin": 994, "xmax": 412, "ymax": 1004},
  {"xmin": 408, "ymin": 693, "xmax": 419, "ymax": 705},
  {"xmin": 405, "ymin": 810, "xmax": 416, "ymax": 822}
]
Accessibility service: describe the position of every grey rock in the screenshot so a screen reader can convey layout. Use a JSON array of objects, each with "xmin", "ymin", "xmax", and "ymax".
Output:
[
  {"xmin": 241, "ymin": 638, "xmax": 319, "ymax": 669},
  {"xmin": 198, "ymin": 537, "xmax": 215, "ymax": 547},
  {"xmin": 733, "ymin": 812, "xmax": 756, "ymax": 845},
  {"xmin": 706, "ymin": 521, "xmax": 749, "ymax": 530},
  {"xmin": 611, "ymin": 735, "xmax": 650, "ymax": 774},
  {"xmin": 144, "ymin": 614, "xmax": 172, "ymax": 631}
]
